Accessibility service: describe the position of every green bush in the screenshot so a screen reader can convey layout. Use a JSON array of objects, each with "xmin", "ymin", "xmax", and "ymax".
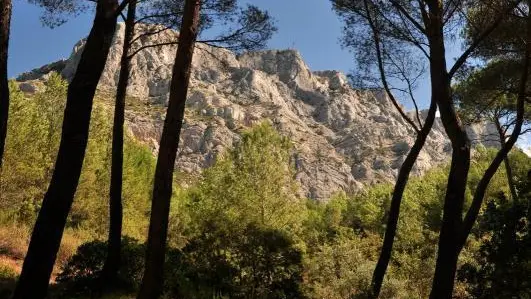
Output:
[
  {"xmin": 55, "ymin": 237, "xmax": 145, "ymax": 298},
  {"xmin": 166, "ymin": 223, "xmax": 305, "ymax": 299},
  {"xmin": 0, "ymin": 76, "xmax": 155, "ymax": 240},
  {"xmin": 458, "ymin": 192, "xmax": 531, "ymax": 299}
]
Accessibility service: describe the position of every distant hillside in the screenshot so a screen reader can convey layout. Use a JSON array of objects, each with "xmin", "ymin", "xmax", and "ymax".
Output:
[{"xmin": 16, "ymin": 23, "xmax": 500, "ymax": 200}]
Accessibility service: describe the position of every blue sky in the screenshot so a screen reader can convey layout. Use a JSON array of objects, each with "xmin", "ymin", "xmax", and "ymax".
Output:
[
  {"xmin": 8, "ymin": 1, "xmax": 353, "ymax": 76},
  {"xmin": 8, "ymin": 0, "xmax": 464, "ymax": 110},
  {"xmin": 9, "ymin": 1, "xmax": 531, "ymax": 151}
]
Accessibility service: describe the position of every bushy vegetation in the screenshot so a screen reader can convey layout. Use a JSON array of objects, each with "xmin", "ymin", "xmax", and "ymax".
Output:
[
  {"xmin": 1, "ymin": 76, "xmax": 531, "ymax": 298},
  {"xmin": 0, "ymin": 74, "xmax": 156, "ymax": 241}
]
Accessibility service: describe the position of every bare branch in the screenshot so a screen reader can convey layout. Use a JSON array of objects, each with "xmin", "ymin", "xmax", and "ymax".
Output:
[
  {"xmin": 364, "ymin": 0, "xmax": 420, "ymax": 132},
  {"xmin": 115, "ymin": 0, "xmax": 130, "ymax": 16},
  {"xmin": 389, "ymin": 0, "xmax": 426, "ymax": 34},
  {"xmin": 127, "ymin": 41, "xmax": 177, "ymax": 59},
  {"xmin": 130, "ymin": 24, "xmax": 174, "ymax": 45}
]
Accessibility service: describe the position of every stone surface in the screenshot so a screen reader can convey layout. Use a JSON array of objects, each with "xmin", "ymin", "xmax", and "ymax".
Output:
[{"xmin": 17, "ymin": 23, "xmax": 501, "ymax": 200}]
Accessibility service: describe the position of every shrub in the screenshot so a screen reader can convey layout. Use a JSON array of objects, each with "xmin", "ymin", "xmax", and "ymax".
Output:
[
  {"xmin": 55, "ymin": 237, "xmax": 145, "ymax": 298},
  {"xmin": 166, "ymin": 222, "xmax": 305, "ymax": 299}
]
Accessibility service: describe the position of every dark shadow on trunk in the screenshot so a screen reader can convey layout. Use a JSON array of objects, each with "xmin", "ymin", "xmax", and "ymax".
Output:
[
  {"xmin": 426, "ymin": 4, "xmax": 471, "ymax": 298},
  {"xmin": 370, "ymin": 99, "xmax": 437, "ymax": 298},
  {"xmin": 12, "ymin": 1, "xmax": 119, "ymax": 298},
  {"xmin": 0, "ymin": 0, "xmax": 11, "ymax": 167},
  {"xmin": 100, "ymin": 0, "xmax": 137, "ymax": 290},
  {"xmin": 429, "ymin": 2, "xmax": 531, "ymax": 297},
  {"xmin": 362, "ymin": 0, "xmax": 435, "ymax": 296},
  {"xmin": 458, "ymin": 8, "xmax": 531, "ymax": 252},
  {"xmin": 137, "ymin": 0, "xmax": 201, "ymax": 298}
]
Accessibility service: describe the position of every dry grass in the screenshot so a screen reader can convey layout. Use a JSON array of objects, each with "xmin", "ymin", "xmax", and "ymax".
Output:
[
  {"xmin": 57, "ymin": 230, "xmax": 83, "ymax": 267},
  {"xmin": 0, "ymin": 223, "xmax": 84, "ymax": 280},
  {"xmin": 0, "ymin": 225, "xmax": 29, "ymax": 260}
]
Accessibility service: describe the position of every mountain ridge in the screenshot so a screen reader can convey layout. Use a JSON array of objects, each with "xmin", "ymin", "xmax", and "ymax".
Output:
[{"xmin": 15, "ymin": 23, "xmax": 499, "ymax": 200}]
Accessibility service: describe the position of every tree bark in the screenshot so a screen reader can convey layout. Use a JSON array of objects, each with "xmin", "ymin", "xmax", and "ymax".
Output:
[
  {"xmin": 370, "ymin": 99, "xmax": 437, "ymax": 298},
  {"xmin": 12, "ymin": 1, "xmax": 119, "ymax": 298},
  {"xmin": 425, "ymin": 2, "xmax": 472, "ymax": 298},
  {"xmin": 0, "ymin": 0, "xmax": 11, "ymax": 167},
  {"xmin": 100, "ymin": 0, "xmax": 136, "ymax": 289},
  {"xmin": 494, "ymin": 118, "xmax": 518, "ymax": 201},
  {"xmin": 137, "ymin": 0, "xmax": 201, "ymax": 298},
  {"xmin": 427, "ymin": 1, "xmax": 531, "ymax": 297},
  {"xmin": 362, "ymin": 0, "xmax": 437, "ymax": 295},
  {"xmin": 459, "ymin": 7, "xmax": 531, "ymax": 251}
]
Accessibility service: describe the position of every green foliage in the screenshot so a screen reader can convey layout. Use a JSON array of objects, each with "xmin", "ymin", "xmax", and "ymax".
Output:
[
  {"xmin": 3, "ymin": 76, "xmax": 531, "ymax": 298},
  {"xmin": 0, "ymin": 74, "xmax": 156, "ymax": 240},
  {"xmin": 458, "ymin": 192, "xmax": 531, "ymax": 298},
  {"xmin": 0, "ymin": 76, "xmax": 66, "ymax": 223},
  {"xmin": 55, "ymin": 237, "xmax": 145, "ymax": 298},
  {"xmin": 303, "ymin": 148, "xmax": 531, "ymax": 298},
  {"xmin": 168, "ymin": 223, "xmax": 304, "ymax": 299},
  {"xmin": 186, "ymin": 122, "xmax": 305, "ymax": 235},
  {"xmin": 164, "ymin": 122, "xmax": 306, "ymax": 298}
]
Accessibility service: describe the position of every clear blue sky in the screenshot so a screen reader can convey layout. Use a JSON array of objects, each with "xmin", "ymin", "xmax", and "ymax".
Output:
[
  {"xmin": 9, "ymin": 1, "xmax": 354, "ymax": 77},
  {"xmin": 8, "ymin": 0, "xmax": 464, "ymax": 109}
]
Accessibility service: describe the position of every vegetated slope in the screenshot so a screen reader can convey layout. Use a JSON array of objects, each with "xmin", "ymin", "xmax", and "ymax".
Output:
[{"xmin": 16, "ymin": 23, "xmax": 498, "ymax": 200}]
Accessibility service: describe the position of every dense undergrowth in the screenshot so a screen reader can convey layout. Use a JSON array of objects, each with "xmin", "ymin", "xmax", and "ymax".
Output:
[{"xmin": 0, "ymin": 75, "xmax": 530, "ymax": 298}]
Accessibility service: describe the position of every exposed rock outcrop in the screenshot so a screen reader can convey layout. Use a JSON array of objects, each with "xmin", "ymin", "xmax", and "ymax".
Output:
[{"xmin": 17, "ymin": 23, "xmax": 500, "ymax": 200}]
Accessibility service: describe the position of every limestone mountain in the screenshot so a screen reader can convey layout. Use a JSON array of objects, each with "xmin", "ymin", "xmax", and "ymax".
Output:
[{"xmin": 16, "ymin": 23, "xmax": 499, "ymax": 200}]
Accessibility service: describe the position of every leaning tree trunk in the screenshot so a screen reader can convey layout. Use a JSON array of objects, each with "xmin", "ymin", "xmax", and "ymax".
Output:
[
  {"xmin": 427, "ymin": 2, "xmax": 530, "ymax": 297},
  {"xmin": 12, "ymin": 1, "xmax": 119, "ymax": 298},
  {"xmin": 494, "ymin": 118, "xmax": 518, "ymax": 201},
  {"xmin": 459, "ymin": 5, "xmax": 531, "ymax": 252},
  {"xmin": 100, "ymin": 0, "xmax": 137, "ymax": 288},
  {"xmin": 137, "ymin": 0, "xmax": 201, "ymax": 298},
  {"xmin": 426, "ymin": 4, "xmax": 472, "ymax": 298},
  {"xmin": 370, "ymin": 99, "xmax": 437, "ymax": 298},
  {"xmin": 362, "ymin": 0, "xmax": 437, "ymax": 295},
  {"xmin": 0, "ymin": 0, "xmax": 11, "ymax": 167}
]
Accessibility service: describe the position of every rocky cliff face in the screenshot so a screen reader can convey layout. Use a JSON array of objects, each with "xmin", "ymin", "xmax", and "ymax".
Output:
[{"xmin": 17, "ymin": 23, "xmax": 500, "ymax": 200}]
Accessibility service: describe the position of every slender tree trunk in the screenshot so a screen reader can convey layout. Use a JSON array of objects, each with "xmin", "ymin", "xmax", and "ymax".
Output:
[
  {"xmin": 100, "ymin": 0, "xmax": 136, "ymax": 289},
  {"xmin": 137, "ymin": 0, "xmax": 201, "ymax": 298},
  {"xmin": 0, "ymin": 0, "xmax": 11, "ymax": 167},
  {"xmin": 429, "ymin": 65, "xmax": 470, "ymax": 297},
  {"xmin": 494, "ymin": 118, "xmax": 518, "ymax": 201},
  {"xmin": 369, "ymin": 99, "xmax": 437, "ymax": 298},
  {"xmin": 459, "ymin": 7, "xmax": 531, "ymax": 251},
  {"xmin": 12, "ymin": 1, "xmax": 119, "ymax": 298},
  {"xmin": 361, "ymin": 1, "xmax": 435, "ymax": 295},
  {"xmin": 428, "ymin": 1, "xmax": 531, "ymax": 296},
  {"xmin": 425, "ymin": 3, "xmax": 471, "ymax": 298}
]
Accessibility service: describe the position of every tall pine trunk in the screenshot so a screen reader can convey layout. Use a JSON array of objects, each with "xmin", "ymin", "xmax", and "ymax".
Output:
[
  {"xmin": 427, "ymin": 1, "xmax": 531, "ymax": 297},
  {"xmin": 426, "ymin": 3, "xmax": 471, "ymax": 298},
  {"xmin": 362, "ymin": 0, "xmax": 437, "ymax": 294},
  {"xmin": 12, "ymin": 1, "xmax": 119, "ymax": 297},
  {"xmin": 137, "ymin": 0, "xmax": 201, "ymax": 298},
  {"xmin": 370, "ymin": 99, "xmax": 437, "ymax": 298},
  {"xmin": 100, "ymin": 0, "xmax": 137, "ymax": 288},
  {"xmin": 0, "ymin": 0, "xmax": 11, "ymax": 167}
]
